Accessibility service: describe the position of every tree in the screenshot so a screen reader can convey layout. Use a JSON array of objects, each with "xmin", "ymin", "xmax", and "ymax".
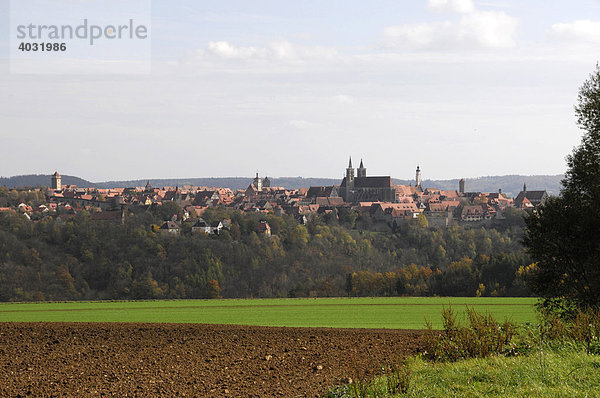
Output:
[
  {"xmin": 206, "ymin": 279, "xmax": 221, "ymax": 299},
  {"xmin": 524, "ymin": 65, "xmax": 600, "ymax": 309},
  {"xmin": 152, "ymin": 201, "xmax": 182, "ymax": 222},
  {"xmin": 287, "ymin": 224, "xmax": 309, "ymax": 248},
  {"xmin": 345, "ymin": 273, "xmax": 353, "ymax": 296}
]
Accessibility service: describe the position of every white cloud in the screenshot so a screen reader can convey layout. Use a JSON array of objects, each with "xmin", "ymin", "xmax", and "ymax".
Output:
[
  {"xmin": 461, "ymin": 11, "xmax": 518, "ymax": 48},
  {"xmin": 474, "ymin": 1, "xmax": 513, "ymax": 9},
  {"xmin": 428, "ymin": 0, "xmax": 475, "ymax": 14},
  {"xmin": 549, "ymin": 20, "xmax": 600, "ymax": 44},
  {"xmin": 289, "ymin": 120, "xmax": 318, "ymax": 130},
  {"xmin": 384, "ymin": 22, "xmax": 454, "ymax": 50},
  {"xmin": 186, "ymin": 40, "xmax": 338, "ymax": 62},
  {"xmin": 334, "ymin": 95, "xmax": 355, "ymax": 104},
  {"xmin": 204, "ymin": 41, "xmax": 267, "ymax": 60},
  {"xmin": 383, "ymin": 9, "xmax": 517, "ymax": 50}
]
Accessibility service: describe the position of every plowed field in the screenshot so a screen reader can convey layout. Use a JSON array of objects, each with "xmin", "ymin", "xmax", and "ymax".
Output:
[{"xmin": 0, "ymin": 323, "xmax": 422, "ymax": 397}]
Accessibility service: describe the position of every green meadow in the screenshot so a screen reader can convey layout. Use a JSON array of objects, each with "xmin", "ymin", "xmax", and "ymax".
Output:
[{"xmin": 0, "ymin": 297, "xmax": 537, "ymax": 329}]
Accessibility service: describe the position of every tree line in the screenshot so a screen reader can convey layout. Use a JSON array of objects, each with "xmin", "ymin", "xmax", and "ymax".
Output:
[{"xmin": 0, "ymin": 201, "xmax": 532, "ymax": 301}]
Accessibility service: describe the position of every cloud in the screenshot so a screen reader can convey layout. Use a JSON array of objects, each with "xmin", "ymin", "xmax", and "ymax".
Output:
[
  {"xmin": 460, "ymin": 11, "xmax": 518, "ymax": 48},
  {"xmin": 333, "ymin": 95, "xmax": 355, "ymax": 104},
  {"xmin": 549, "ymin": 20, "xmax": 600, "ymax": 44},
  {"xmin": 186, "ymin": 40, "xmax": 338, "ymax": 62},
  {"xmin": 289, "ymin": 120, "xmax": 318, "ymax": 130},
  {"xmin": 428, "ymin": 0, "xmax": 475, "ymax": 14},
  {"xmin": 204, "ymin": 41, "xmax": 267, "ymax": 60},
  {"xmin": 383, "ymin": 4, "xmax": 517, "ymax": 51},
  {"xmin": 474, "ymin": 1, "xmax": 513, "ymax": 9}
]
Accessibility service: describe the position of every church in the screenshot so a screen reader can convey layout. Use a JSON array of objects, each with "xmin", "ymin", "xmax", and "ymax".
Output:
[{"xmin": 339, "ymin": 158, "xmax": 397, "ymax": 202}]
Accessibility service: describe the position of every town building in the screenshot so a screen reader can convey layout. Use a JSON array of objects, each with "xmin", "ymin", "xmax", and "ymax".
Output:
[
  {"xmin": 514, "ymin": 184, "xmax": 548, "ymax": 209},
  {"xmin": 339, "ymin": 158, "xmax": 396, "ymax": 203},
  {"xmin": 51, "ymin": 171, "xmax": 62, "ymax": 190}
]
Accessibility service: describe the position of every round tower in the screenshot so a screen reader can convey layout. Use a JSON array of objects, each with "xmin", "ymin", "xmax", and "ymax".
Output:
[{"xmin": 415, "ymin": 165, "xmax": 422, "ymax": 188}]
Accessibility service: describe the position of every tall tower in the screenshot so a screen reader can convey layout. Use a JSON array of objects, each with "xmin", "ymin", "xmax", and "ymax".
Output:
[
  {"xmin": 346, "ymin": 157, "xmax": 355, "ymax": 183},
  {"xmin": 51, "ymin": 171, "xmax": 62, "ymax": 190},
  {"xmin": 459, "ymin": 178, "xmax": 465, "ymax": 194},
  {"xmin": 253, "ymin": 172, "xmax": 262, "ymax": 191},
  {"xmin": 415, "ymin": 165, "xmax": 422, "ymax": 188},
  {"xmin": 523, "ymin": 182, "xmax": 527, "ymax": 192},
  {"xmin": 357, "ymin": 159, "xmax": 366, "ymax": 178}
]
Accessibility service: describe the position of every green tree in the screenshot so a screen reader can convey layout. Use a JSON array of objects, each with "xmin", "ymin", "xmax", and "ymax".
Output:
[
  {"xmin": 345, "ymin": 273, "xmax": 353, "ymax": 296},
  {"xmin": 524, "ymin": 65, "xmax": 600, "ymax": 309},
  {"xmin": 131, "ymin": 271, "xmax": 163, "ymax": 299},
  {"xmin": 152, "ymin": 201, "xmax": 182, "ymax": 222},
  {"xmin": 338, "ymin": 207, "xmax": 358, "ymax": 228},
  {"xmin": 288, "ymin": 224, "xmax": 309, "ymax": 248}
]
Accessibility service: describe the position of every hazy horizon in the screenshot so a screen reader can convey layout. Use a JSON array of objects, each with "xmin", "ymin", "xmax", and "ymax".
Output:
[{"xmin": 1, "ymin": 171, "xmax": 564, "ymax": 183}]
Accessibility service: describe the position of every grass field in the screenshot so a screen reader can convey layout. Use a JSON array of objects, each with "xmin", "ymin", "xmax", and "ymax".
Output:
[{"xmin": 0, "ymin": 297, "xmax": 537, "ymax": 329}]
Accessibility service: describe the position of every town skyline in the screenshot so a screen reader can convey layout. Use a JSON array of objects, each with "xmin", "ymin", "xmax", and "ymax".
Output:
[
  {"xmin": 0, "ymin": 166, "xmax": 563, "ymax": 197},
  {"xmin": 0, "ymin": 158, "xmax": 548, "ymax": 233}
]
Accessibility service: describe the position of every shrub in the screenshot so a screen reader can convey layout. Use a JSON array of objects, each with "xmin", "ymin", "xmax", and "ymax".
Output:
[
  {"xmin": 542, "ymin": 306, "xmax": 600, "ymax": 354},
  {"xmin": 422, "ymin": 306, "xmax": 516, "ymax": 361}
]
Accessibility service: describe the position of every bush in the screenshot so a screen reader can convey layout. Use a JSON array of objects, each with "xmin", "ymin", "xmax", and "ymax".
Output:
[
  {"xmin": 422, "ymin": 306, "xmax": 516, "ymax": 361},
  {"xmin": 542, "ymin": 307, "xmax": 600, "ymax": 354}
]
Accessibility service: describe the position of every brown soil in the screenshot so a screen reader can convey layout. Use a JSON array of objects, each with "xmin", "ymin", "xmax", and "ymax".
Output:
[{"xmin": 0, "ymin": 323, "xmax": 423, "ymax": 397}]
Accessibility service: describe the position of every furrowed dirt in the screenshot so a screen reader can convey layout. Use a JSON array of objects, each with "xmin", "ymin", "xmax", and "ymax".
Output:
[{"xmin": 0, "ymin": 323, "xmax": 423, "ymax": 397}]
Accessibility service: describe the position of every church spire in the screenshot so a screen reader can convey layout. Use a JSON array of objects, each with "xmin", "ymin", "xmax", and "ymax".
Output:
[
  {"xmin": 253, "ymin": 172, "xmax": 262, "ymax": 190},
  {"xmin": 346, "ymin": 157, "xmax": 355, "ymax": 182},
  {"xmin": 357, "ymin": 158, "xmax": 366, "ymax": 178}
]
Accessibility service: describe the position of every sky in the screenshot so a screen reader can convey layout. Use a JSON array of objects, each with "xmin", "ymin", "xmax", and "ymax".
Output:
[{"xmin": 1, "ymin": 0, "xmax": 600, "ymax": 182}]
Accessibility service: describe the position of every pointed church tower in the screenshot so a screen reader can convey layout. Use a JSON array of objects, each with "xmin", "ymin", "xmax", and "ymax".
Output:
[
  {"xmin": 415, "ymin": 165, "xmax": 422, "ymax": 188},
  {"xmin": 523, "ymin": 182, "xmax": 527, "ymax": 192},
  {"xmin": 253, "ymin": 172, "xmax": 262, "ymax": 191},
  {"xmin": 346, "ymin": 157, "xmax": 355, "ymax": 183},
  {"xmin": 357, "ymin": 159, "xmax": 367, "ymax": 178}
]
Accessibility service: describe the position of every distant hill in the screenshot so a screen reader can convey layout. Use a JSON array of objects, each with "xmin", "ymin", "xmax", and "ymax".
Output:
[
  {"xmin": 1, "ymin": 174, "xmax": 563, "ymax": 197},
  {"xmin": 96, "ymin": 177, "xmax": 341, "ymax": 191},
  {"xmin": 416, "ymin": 175, "xmax": 564, "ymax": 197},
  {"xmin": 0, "ymin": 174, "xmax": 98, "ymax": 189}
]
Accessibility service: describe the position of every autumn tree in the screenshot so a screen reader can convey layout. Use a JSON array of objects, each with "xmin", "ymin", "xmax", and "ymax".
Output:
[{"xmin": 524, "ymin": 65, "xmax": 600, "ymax": 309}]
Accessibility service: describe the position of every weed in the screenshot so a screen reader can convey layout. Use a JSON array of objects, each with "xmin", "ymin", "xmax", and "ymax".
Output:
[
  {"xmin": 542, "ymin": 307, "xmax": 600, "ymax": 354},
  {"xmin": 422, "ymin": 305, "xmax": 517, "ymax": 362},
  {"xmin": 383, "ymin": 359, "xmax": 410, "ymax": 395}
]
